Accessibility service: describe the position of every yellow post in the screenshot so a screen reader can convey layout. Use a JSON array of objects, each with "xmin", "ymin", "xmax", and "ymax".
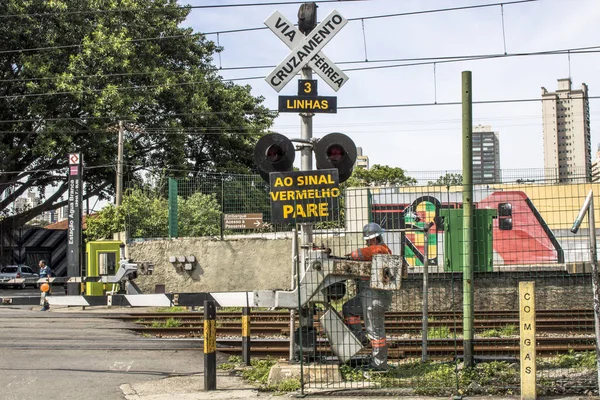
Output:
[{"xmin": 519, "ymin": 281, "xmax": 536, "ymax": 399}]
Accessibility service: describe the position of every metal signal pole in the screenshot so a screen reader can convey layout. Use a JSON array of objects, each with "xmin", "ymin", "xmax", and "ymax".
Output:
[
  {"xmin": 462, "ymin": 71, "xmax": 474, "ymax": 367},
  {"xmin": 300, "ymin": 65, "xmax": 314, "ymax": 246}
]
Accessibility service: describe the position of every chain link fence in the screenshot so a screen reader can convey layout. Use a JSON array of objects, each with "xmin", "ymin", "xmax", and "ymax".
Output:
[
  {"xmin": 122, "ymin": 168, "xmax": 600, "ymax": 396},
  {"xmin": 283, "ymin": 172, "xmax": 599, "ymax": 396}
]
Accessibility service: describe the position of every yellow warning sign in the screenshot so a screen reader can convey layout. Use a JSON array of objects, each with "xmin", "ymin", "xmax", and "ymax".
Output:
[{"xmin": 269, "ymin": 169, "xmax": 340, "ymax": 224}]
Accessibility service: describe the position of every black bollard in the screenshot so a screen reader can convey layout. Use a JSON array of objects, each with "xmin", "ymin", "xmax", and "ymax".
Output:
[
  {"xmin": 242, "ymin": 307, "xmax": 251, "ymax": 366},
  {"xmin": 204, "ymin": 300, "xmax": 217, "ymax": 391}
]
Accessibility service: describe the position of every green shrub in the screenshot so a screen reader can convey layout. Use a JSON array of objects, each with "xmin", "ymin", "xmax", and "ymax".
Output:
[
  {"xmin": 428, "ymin": 325, "xmax": 453, "ymax": 339},
  {"xmin": 155, "ymin": 306, "xmax": 188, "ymax": 313},
  {"xmin": 151, "ymin": 318, "xmax": 181, "ymax": 328},
  {"xmin": 339, "ymin": 364, "xmax": 367, "ymax": 381},
  {"xmin": 545, "ymin": 350, "xmax": 597, "ymax": 369},
  {"xmin": 242, "ymin": 358, "xmax": 277, "ymax": 385},
  {"xmin": 270, "ymin": 378, "xmax": 301, "ymax": 392}
]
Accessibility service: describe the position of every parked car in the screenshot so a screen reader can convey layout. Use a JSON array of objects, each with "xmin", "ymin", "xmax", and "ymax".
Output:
[{"xmin": 0, "ymin": 265, "xmax": 39, "ymax": 289}]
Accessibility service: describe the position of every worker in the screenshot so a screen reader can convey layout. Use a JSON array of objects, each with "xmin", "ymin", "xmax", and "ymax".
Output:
[{"xmin": 342, "ymin": 222, "xmax": 393, "ymax": 371}]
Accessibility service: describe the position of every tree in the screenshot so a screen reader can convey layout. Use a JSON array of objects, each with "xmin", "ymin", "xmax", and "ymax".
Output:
[
  {"xmin": 0, "ymin": 0, "xmax": 274, "ymax": 232},
  {"xmin": 344, "ymin": 165, "xmax": 417, "ymax": 187},
  {"xmin": 178, "ymin": 192, "xmax": 221, "ymax": 237},
  {"xmin": 85, "ymin": 188, "xmax": 221, "ymax": 240},
  {"xmin": 427, "ymin": 173, "xmax": 463, "ymax": 186}
]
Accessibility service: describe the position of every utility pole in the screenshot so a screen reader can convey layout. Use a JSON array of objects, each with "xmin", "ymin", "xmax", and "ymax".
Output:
[
  {"xmin": 116, "ymin": 121, "xmax": 124, "ymax": 206},
  {"xmin": 462, "ymin": 71, "xmax": 474, "ymax": 367},
  {"xmin": 300, "ymin": 65, "xmax": 314, "ymax": 247}
]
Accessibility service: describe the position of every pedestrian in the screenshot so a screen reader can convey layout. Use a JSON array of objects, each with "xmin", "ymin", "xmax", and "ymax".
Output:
[
  {"xmin": 38, "ymin": 260, "xmax": 52, "ymax": 279},
  {"xmin": 342, "ymin": 222, "xmax": 393, "ymax": 371}
]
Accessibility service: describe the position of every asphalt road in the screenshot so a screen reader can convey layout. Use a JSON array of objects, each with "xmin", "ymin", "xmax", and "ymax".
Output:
[{"xmin": 0, "ymin": 308, "xmax": 211, "ymax": 400}]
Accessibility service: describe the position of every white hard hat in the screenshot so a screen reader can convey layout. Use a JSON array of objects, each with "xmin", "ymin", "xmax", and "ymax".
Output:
[{"xmin": 362, "ymin": 222, "xmax": 383, "ymax": 240}]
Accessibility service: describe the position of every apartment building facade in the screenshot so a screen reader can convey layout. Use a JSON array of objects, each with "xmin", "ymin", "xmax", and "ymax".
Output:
[{"xmin": 542, "ymin": 78, "xmax": 591, "ymax": 182}]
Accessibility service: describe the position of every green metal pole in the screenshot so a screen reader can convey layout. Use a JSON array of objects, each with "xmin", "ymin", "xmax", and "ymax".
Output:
[
  {"xmin": 461, "ymin": 71, "xmax": 474, "ymax": 367},
  {"xmin": 168, "ymin": 178, "xmax": 178, "ymax": 238}
]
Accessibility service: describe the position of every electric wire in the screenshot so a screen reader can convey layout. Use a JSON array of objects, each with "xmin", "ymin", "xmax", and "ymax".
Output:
[
  {"xmin": 0, "ymin": 0, "xmax": 370, "ymax": 18},
  {"xmin": 5, "ymin": 45, "xmax": 598, "ymax": 84},
  {"xmin": 1, "ymin": 46, "xmax": 598, "ymax": 101},
  {"xmin": 0, "ymin": 93, "xmax": 597, "ymax": 127},
  {"xmin": 0, "ymin": 0, "xmax": 536, "ymax": 55}
]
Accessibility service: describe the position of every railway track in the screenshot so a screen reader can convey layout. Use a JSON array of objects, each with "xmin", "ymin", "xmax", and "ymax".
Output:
[
  {"xmin": 114, "ymin": 309, "xmax": 598, "ymax": 359},
  {"xmin": 122, "ymin": 309, "xmax": 596, "ymax": 336},
  {"xmin": 211, "ymin": 337, "xmax": 597, "ymax": 359},
  {"xmin": 129, "ymin": 319, "xmax": 595, "ymax": 335},
  {"xmin": 116, "ymin": 309, "xmax": 594, "ymax": 321}
]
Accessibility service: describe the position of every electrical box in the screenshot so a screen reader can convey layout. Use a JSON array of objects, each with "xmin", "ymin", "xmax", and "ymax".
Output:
[
  {"xmin": 85, "ymin": 240, "xmax": 123, "ymax": 296},
  {"xmin": 439, "ymin": 209, "xmax": 496, "ymax": 273}
]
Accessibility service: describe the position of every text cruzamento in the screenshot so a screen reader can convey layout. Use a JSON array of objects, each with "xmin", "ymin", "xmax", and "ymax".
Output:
[
  {"xmin": 269, "ymin": 170, "xmax": 340, "ymax": 222},
  {"xmin": 268, "ymin": 13, "xmax": 346, "ymax": 89},
  {"xmin": 264, "ymin": 10, "xmax": 349, "ymax": 92}
]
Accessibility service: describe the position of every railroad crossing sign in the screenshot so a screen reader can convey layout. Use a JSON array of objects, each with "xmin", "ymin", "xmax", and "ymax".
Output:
[
  {"xmin": 279, "ymin": 80, "xmax": 337, "ymax": 113},
  {"xmin": 223, "ymin": 213, "xmax": 266, "ymax": 230},
  {"xmin": 265, "ymin": 10, "xmax": 348, "ymax": 92}
]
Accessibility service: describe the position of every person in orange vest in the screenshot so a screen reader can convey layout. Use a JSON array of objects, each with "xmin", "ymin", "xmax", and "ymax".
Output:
[{"xmin": 342, "ymin": 222, "xmax": 393, "ymax": 371}]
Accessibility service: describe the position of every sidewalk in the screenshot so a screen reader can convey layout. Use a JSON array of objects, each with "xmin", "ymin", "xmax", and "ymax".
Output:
[{"xmin": 119, "ymin": 372, "xmax": 599, "ymax": 400}]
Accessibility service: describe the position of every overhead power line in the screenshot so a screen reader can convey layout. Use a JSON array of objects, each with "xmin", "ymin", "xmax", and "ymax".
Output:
[
  {"xmin": 0, "ymin": 0, "xmax": 536, "ymax": 55},
  {"xmin": 1, "ymin": 95, "xmax": 599, "ymax": 129},
  {"xmin": 0, "ymin": 0, "xmax": 368, "ymax": 18},
  {"xmin": 0, "ymin": 163, "xmax": 118, "ymax": 176},
  {"xmin": 3, "ymin": 44, "xmax": 597, "ymax": 84},
  {"xmin": 0, "ymin": 44, "xmax": 597, "ymax": 100}
]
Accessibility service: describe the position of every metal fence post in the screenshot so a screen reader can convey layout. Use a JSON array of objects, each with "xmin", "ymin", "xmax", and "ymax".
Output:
[
  {"xmin": 571, "ymin": 189, "xmax": 600, "ymax": 394},
  {"xmin": 220, "ymin": 177, "xmax": 224, "ymax": 240},
  {"xmin": 422, "ymin": 224, "xmax": 430, "ymax": 362},
  {"xmin": 168, "ymin": 178, "xmax": 178, "ymax": 238}
]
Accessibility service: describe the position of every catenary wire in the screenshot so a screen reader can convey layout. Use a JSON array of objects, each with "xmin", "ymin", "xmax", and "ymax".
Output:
[
  {"xmin": 0, "ymin": 0, "xmax": 370, "ymax": 18},
  {"xmin": 0, "ymin": 96, "xmax": 598, "ymax": 132},
  {"xmin": 1, "ymin": 109, "xmax": 596, "ymax": 130},
  {"xmin": 4, "ymin": 45, "xmax": 598, "ymax": 84},
  {"xmin": 0, "ymin": 0, "xmax": 536, "ymax": 55},
  {"xmin": 1, "ymin": 46, "xmax": 598, "ymax": 101}
]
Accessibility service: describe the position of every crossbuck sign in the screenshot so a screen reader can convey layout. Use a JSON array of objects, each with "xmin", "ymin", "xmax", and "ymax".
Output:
[{"xmin": 265, "ymin": 10, "xmax": 348, "ymax": 92}]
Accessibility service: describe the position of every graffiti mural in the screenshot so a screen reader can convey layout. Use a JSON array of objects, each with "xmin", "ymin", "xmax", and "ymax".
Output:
[{"xmin": 370, "ymin": 190, "xmax": 563, "ymax": 269}]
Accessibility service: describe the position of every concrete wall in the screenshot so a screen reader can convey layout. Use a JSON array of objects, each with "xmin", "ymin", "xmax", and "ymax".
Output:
[
  {"xmin": 129, "ymin": 237, "xmax": 293, "ymax": 294},
  {"xmin": 128, "ymin": 238, "xmax": 592, "ymax": 311},
  {"xmin": 394, "ymin": 271, "xmax": 591, "ymax": 311}
]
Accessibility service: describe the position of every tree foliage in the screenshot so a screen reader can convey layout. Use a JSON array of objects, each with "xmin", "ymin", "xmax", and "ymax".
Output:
[
  {"xmin": 344, "ymin": 165, "xmax": 417, "ymax": 187},
  {"xmin": 427, "ymin": 173, "xmax": 463, "ymax": 186},
  {"xmin": 0, "ymin": 0, "xmax": 274, "ymax": 230},
  {"xmin": 85, "ymin": 188, "xmax": 221, "ymax": 240}
]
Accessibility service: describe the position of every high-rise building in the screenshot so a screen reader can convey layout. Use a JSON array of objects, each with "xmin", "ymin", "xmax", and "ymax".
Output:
[
  {"xmin": 472, "ymin": 124, "xmax": 501, "ymax": 184},
  {"xmin": 542, "ymin": 78, "xmax": 591, "ymax": 183},
  {"xmin": 355, "ymin": 147, "xmax": 369, "ymax": 170}
]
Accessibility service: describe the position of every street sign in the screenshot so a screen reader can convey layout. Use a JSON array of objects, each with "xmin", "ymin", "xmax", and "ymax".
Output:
[
  {"xmin": 278, "ymin": 95, "xmax": 337, "ymax": 113},
  {"xmin": 279, "ymin": 79, "xmax": 337, "ymax": 113},
  {"xmin": 265, "ymin": 10, "xmax": 348, "ymax": 92},
  {"xmin": 223, "ymin": 213, "xmax": 265, "ymax": 230},
  {"xmin": 269, "ymin": 169, "xmax": 340, "ymax": 224},
  {"xmin": 67, "ymin": 153, "xmax": 83, "ymax": 292}
]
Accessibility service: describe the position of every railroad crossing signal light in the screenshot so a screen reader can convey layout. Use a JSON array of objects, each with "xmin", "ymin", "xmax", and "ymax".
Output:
[
  {"xmin": 314, "ymin": 132, "xmax": 357, "ymax": 183},
  {"xmin": 298, "ymin": 2, "xmax": 318, "ymax": 35},
  {"xmin": 254, "ymin": 133, "xmax": 296, "ymax": 182}
]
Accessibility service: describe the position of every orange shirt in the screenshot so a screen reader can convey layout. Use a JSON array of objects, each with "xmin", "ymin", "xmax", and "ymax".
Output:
[{"xmin": 350, "ymin": 243, "xmax": 392, "ymax": 261}]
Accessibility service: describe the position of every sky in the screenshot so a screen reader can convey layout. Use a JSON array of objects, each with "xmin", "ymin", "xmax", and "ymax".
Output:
[{"xmin": 184, "ymin": 0, "xmax": 600, "ymax": 178}]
